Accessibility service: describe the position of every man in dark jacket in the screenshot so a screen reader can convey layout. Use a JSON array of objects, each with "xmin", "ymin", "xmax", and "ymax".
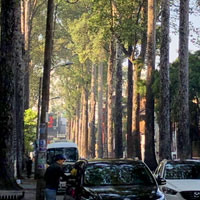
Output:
[
  {"xmin": 26, "ymin": 156, "xmax": 33, "ymax": 178},
  {"xmin": 44, "ymin": 154, "xmax": 66, "ymax": 200}
]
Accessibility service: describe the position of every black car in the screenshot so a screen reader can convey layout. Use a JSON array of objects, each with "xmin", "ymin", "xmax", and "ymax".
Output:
[{"xmin": 65, "ymin": 159, "xmax": 165, "ymax": 200}]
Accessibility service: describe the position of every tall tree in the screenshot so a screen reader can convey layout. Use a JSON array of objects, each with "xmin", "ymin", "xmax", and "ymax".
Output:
[
  {"xmin": 81, "ymin": 87, "xmax": 89, "ymax": 158},
  {"xmin": 22, "ymin": 0, "xmax": 31, "ymax": 109},
  {"xmin": 159, "ymin": 0, "xmax": 171, "ymax": 161},
  {"xmin": 114, "ymin": 40, "xmax": 123, "ymax": 158},
  {"xmin": 107, "ymin": 35, "xmax": 115, "ymax": 158},
  {"xmin": 107, "ymin": 0, "xmax": 115, "ymax": 158},
  {"xmin": 97, "ymin": 63, "xmax": 104, "ymax": 158},
  {"xmin": 131, "ymin": 1, "xmax": 147, "ymax": 160},
  {"xmin": 177, "ymin": 0, "xmax": 191, "ymax": 159},
  {"xmin": 16, "ymin": 36, "xmax": 25, "ymax": 179},
  {"xmin": 127, "ymin": 50, "xmax": 133, "ymax": 158},
  {"xmin": 0, "ymin": 0, "xmax": 23, "ymax": 189},
  {"xmin": 144, "ymin": 0, "xmax": 157, "ymax": 170},
  {"xmin": 88, "ymin": 64, "xmax": 96, "ymax": 158}
]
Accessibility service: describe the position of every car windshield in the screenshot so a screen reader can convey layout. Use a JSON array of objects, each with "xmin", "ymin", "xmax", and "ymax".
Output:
[
  {"xmin": 47, "ymin": 147, "xmax": 78, "ymax": 164},
  {"xmin": 164, "ymin": 162, "xmax": 200, "ymax": 179},
  {"xmin": 84, "ymin": 162, "xmax": 156, "ymax": 186}
]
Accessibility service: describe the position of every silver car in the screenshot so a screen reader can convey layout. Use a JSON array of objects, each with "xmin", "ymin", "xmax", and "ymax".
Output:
[{"xmin": 154, "ymin": 159, "xmax": 200, "ymax": 200}]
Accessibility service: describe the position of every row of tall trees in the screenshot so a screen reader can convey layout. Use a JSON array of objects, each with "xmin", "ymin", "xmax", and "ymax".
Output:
[
  {"xmin": 29, "ymin": 0, "xmax": 200, "ymax": 171},
  {"xmin": 49, "ymin": 0, "xmax": 199, "ymax": 170},
  {"xmin": 0, "ymin": 0, "xmax": 200, "ymax": 190}
]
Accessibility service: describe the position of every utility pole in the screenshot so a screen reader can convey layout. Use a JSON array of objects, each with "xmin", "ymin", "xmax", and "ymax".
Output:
[
  {"xmin": 36, "ymin": 0, "xmax": 54, "ymax": 199},
  {"xmin": 35, "ymin": 0, "xmax": 78, "ymax": 199}
]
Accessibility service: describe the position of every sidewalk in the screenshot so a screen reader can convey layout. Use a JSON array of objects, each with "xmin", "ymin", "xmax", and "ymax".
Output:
[
  {"xmin": 0, "ymin": 175, "xmax": 36, "ymax": 200},
  {"xmin": 20, "ymin": 176, "xmax": 36, "ymax": 200},
  {"xmin": 19, "ymin": 176, "xmax": 64, "ymax": 200}
]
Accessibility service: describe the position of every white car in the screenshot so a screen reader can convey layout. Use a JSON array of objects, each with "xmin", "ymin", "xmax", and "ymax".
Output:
[{"xmin": 154, "ymin": 159, "xmax": 200, "ymax": 200}]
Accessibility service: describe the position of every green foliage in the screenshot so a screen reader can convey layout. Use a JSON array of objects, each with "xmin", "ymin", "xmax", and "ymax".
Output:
[
  {"xmin": 188, "ymin": 51, "xmax": 200, "ymax": 98},
  {"xmin": 24, "ymin": 109, "xmax": 37, "ymax": 153},
  {"xmin": 153, "ymin": 51, "xmax": 200, "ymax": 125}
]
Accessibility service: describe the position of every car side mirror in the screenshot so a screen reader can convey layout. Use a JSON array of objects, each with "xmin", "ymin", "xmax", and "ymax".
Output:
[{"xmin": 156, "ymin": 176, "xmax": 166, "ymax": 185}]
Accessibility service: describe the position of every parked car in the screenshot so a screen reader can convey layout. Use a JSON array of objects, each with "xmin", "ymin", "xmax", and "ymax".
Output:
[
  {"xmin": 154, "ymin": 159, "xmax": 200, "ymax": 200},
  {"xmin": 65, "ymin": 158, "xmax": 165, "ymax": 200}
]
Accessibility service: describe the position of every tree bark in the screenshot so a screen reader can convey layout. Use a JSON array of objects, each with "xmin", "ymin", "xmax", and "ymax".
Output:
[
  {"xmin": 159, "ymin": 0, "xmax": 171, "ymax": 161},
  {"xmin": 103, "ymin": 89, "xmax": 108, "ymax": 158},
  {"xmin": 97, "ymin": 63, "xmax": 103, "ymax": 158},
  {"xmin": 88, "ymin": 64, "xmax": 96, "ymax": 158},
  {"xmin": 107, "ymin": 36, "xmax": 115, "ymax": 158},
  {"xmin": 78, "ymin": 91, "xmax": 83, "ymax": 156},
  {"xmin": 127, "ymin": 47, "xmax": 133, "ymax": 158},
  {"xmin": 177, "ymin": 0, "xmax": 191, "ymax": 159},
  {"xmin": 0, "ymin": 0, "xmax": 23, "ymax": 189},
  {"xmin": 23, "ymin": 0, "xmax": 31, "ymax": 110},
  {"xmin": 144, "ymin": 0, "xmax": 157, "ymax": 171},
  {"xmin": 132, "ymin": 2, "xmax": 147, "ymax": 160},
  {"xmin": 114, "ymin": 40, "xmax": 123, "ymax": 158},
  {"xmin": 81, "ymin": 87, "xmax": 88, "ymax": 158},
  {"xmin": 75, "ymin": 100, "xmax": 80, "ymax": 145},
  {"xmin": 132, "ymin": 62, "xmax": 141, "ymax": 159}
]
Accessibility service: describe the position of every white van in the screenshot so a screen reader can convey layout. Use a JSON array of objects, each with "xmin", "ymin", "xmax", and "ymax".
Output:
[
  {"xmin": 46, "ymin": 141, "xmax": 78, "ymax": 165},
  {"xmin": 46, "ymin": 141, "xmax": 79, "ymax": 193}
]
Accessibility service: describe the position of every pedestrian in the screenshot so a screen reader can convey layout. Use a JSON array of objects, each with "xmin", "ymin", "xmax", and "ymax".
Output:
[
  {"xmin": 44, "ymin": 154, "xmax": 67, "ymax": 200},
  {"xmin": 26, "ymin": 156, "xmax": 33, "ymax": 178}
]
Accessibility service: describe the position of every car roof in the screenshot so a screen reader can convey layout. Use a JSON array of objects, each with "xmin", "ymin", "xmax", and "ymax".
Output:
[
  {"xmin": 47, "ymin": 141, "xmax": 77, "ymax": 149},
  {"xmin": 164, "ymin": 159, "xmax": 200, "ymax": 164},
  {"xmin": 77, "ymin": 158, "xmax": 144, "ymax": 165}
]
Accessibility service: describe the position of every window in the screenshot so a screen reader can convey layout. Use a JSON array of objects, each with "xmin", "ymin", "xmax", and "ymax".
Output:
[{"xmin": 84, "ymin": 163, "xmax": 155, "ymax": 186}]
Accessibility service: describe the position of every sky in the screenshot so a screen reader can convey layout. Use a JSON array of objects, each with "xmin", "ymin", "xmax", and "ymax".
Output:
[{"xmin": 169, "ymin": 3, "xmax": 200, "ymax": 63}]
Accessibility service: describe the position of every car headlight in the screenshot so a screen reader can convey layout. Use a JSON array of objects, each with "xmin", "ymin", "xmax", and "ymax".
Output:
[
  {"xmin": 162, "ymin": 186, "xmax": 177, "ymax": 195},
  {"xmin": 155, "ymin": 188, "xmax": 166, "ymax": 200}
]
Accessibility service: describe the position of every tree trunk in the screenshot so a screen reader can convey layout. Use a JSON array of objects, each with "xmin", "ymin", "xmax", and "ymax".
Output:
[
  {"xmin": 159, "ymin": 0, "xmax": 171, "ymax": 161},
  {"xmin": 132, "ymin": 63, "xmax": 141, "ymax": 159},
  {"xmin": 36, "ymin": 0, "xmax": 54, "ymax": 199},
  {"xmin": 75, "ymin": 101, "xmax": 80, "ymax": 145},
  {"xmin": 78, "ymin": 91, "xmax": 83, "ymax": 156},
  {"xmin": 81, "ymin": 87, "xmax": 88, "ymax": 158},
  {"xmin": 72, "ymin": 119, "xmax": 76, "ymax": 142},
  {"xmin": 68, "ymin": 119, "xmax": 72, "ymax": 141},
  {"xmin": 107, "ymin": 36, "xmax": 115, "ymax": 158},
  {"xmin": 88, "ymin": 64, "xmax": 96, "ymax": 158},
  {"xmin": 0, "ymin": 0, "xmax": 23, "ymax": 189},
  {"xmin": 177, "ymin": 0, "xmax": 191, "ymax": 159},
  {"xmin": 144, "ymin": 0, "xmax": 157, "ymax": 171},
  {"xmin": 132, "ymin": 2, "xmax": 147, "ymax": 160},
  {"xmin": 23, "ymin": 0, "xmax": 31, "ymax": 110},
  {"xmin": 114, "ymin": 40, "xmax": 123, "ymax": 158},
  {"xmin": 103, "ymin": 88, "xmax": 108, "ymax": 158},
  {"xmin": 16, "ymin": 49, "xmax": 25, "ymax": 179},
  {"xmin": 127, "ymin": 47, "xmax": 133, "ymax": 158},
  {"xmin": 97, "ymin": 63, "xmax": 103, "ymax": 158}
]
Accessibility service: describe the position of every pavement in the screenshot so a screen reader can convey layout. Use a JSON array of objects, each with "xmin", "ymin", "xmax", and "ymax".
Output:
[
  {"xmin": 0, "ymin": 173, "xmax": 64, "ymax": 200},
  {"xmin": 20, "ymin": 177, "xmax": 37, "ymax": 200},
  {"xmin": 19, "ymin": 175, "xmax": 64, "ymax": 200}
]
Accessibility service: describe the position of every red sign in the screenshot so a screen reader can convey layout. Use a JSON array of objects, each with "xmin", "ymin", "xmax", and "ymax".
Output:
[{"xmin": 48, "ymin": 116, "xmax": 53, "ymax": 128}]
